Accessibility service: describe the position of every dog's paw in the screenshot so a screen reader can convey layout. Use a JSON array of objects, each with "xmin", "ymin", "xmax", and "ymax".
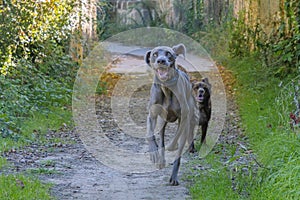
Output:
[
  {"xmin": 188, "ymin": 141, "xmax": 196, "ymax": 153},
  {"xmin": 169, "ymin": 177, "xmax": 179, "ymax": 186},
  {"xmin": 155, "ymin": 159, "xmax": 166, "ymax": 169},
  {"xmin": 148, "ymin": 139, "xmax": 159, "ymax": 162},
  {"xmin": 149, "ymin": 150, "xmax": 159, "ymax": 163},
  {"xmin": 189, "ymin": 146, "xmax": 196, "ymax": 153},
  {"xmin": 149, "ymin": 150, "xmax": 166, "ymax": 169}
]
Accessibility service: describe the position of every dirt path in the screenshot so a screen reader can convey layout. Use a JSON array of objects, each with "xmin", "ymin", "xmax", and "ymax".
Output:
[{"xmin": 1, "ymin": 43, "xmax": 256, "ymax": 200}]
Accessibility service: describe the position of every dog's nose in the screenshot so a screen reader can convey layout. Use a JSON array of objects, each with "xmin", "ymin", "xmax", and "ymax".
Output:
[
  {"xmin": 157, "ymin": 58, "xmax": 166, "ymax": 65},
  {"xmin": 199, "ymin": 88, "xmax": 205, "ymax": 95}
]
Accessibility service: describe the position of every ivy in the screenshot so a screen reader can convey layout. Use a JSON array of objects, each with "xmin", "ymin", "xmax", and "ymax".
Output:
[
  {"xmin": 0, "ymin": 0, "xmax": 78, "ymax": 140},
  {"xmin": 229, "ymin": 0, "xmax": 300, "ymax": 77}
]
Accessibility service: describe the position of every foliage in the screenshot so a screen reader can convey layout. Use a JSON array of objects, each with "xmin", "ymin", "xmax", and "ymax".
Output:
[
  {"xmin": 96, "ymin": 1, "xmax": 117, "ymax": 40},
  {"xmin": 0, "ymin": 157, "xmax": 7, "ymax": 169},
  {"xmin": 127, "ymin": 0, "xmax": 169, "ymax": 28},
  {"xmin": 0, "ymin": 0, "xmax": 78, "ymax": 142},
  {"xmin": 97, "ymin": 72, "xmax": 121, "ymax": 96},
  {"xmin": 226, "ymin": 54, "xmax": 300, "ymax": 199},
  {"xmin": 186, "ymin": 2, "xmax": 300, "ymax": 197},
  {"xmin": 97, "ymin": 0, "xmax": 206, "ymax": 41},
  {"xmin": 276, "ymin": 78, "xmax": 300, "ymax": 130},
  {"xmin": 0, "ymin": 1, "xmax": 78, "ymax": 198},
  {"xmin": 172, "ymin": 0, "xmax": 205, "ymax": 35},
  {"xmin": 0, "ymin": 0, "xmax": 75, "ymax": 71},
  {"xmin": 0, "ymin": 57, "xmax": 77, "ymax": 142},
  {"xmin": 97, "ymin": 0, "xmax": 169, "ymax": 41},
  {"xmin": 229, "ymin": 0, "xmax": 300, "ymax": 77}
]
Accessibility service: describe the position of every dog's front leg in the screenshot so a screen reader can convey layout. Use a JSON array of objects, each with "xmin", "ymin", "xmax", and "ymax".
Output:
[
  {"xmin": 146, "ymin": 113, "xmax": 159, "ymax": 164},
  {"xmin": 157, "ymin": 118, "xmax": 167, "ymax": 169},
  {"xmin": 188, "ymin": 122, "xmax": 197, "ymax": 153},
  {"xmin": 147, "ymin": 84, "xmax": 167, "ymax": 167},
  {"xmin": 170, "ymin": 157, "xmax": 180, "ymax": 186},
  {"xmin": 201, "ymin": 122, "xmax": 208, "ymax": 144}
]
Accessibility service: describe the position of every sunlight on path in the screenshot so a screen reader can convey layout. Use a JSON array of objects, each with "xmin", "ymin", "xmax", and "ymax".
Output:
[{"xmin": 72, "ymin": 27, "xmax": 226, "ymax": 199}]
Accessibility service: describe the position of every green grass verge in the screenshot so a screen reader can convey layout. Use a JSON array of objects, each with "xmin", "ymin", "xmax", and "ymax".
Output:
[
  {"xmin": 226, "ymin": 55, "xmax": 300, "ymax": 199},
  {"xmin": 189, "ymin": 54, "xmax": 299, "ymax": 199},
  {"xmin": 0, "ymin": 107, "xmax": 73, "ymax": 152},
  {"xmin": 0, "ymin": 107, "xmax": 73, "ymax": 200},
  {"xmin": 0, "ymin": 157, "xmax": 7, "ymax": 169},
  {"xmin": 188, "ymin": 155, "xmax": 240, "ymax": 200},
  {"xmin": 0, "ymin": 174, "xmax": 53, "ymax": 200}
]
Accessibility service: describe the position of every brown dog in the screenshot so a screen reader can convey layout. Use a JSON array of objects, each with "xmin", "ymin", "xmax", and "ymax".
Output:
[{"xmin": 190, "ymin": 78, "xmax": 212, "ymax": 152}]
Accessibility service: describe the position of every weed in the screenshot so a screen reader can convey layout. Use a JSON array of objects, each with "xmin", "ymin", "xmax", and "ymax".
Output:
[
  {"xmin": 27, "ymin": 168, "xmax": 59, "ymax": 175},
  {"xmin": 188, "ymin": 154, "xmax": 240, "ymax": 200},
  {"xmin": 229, "ymin": 0, "xmax": 300, "ymax": 77},
  {"xmin": 0, "ymin": 157, "xmax": 7, "ymax": 169},
  {"xmin": 40, "ymin": 160, "xmax": 56, "ymax": 168},
  {"xmin": 226, "ymin": 54, "xmax": 300, "ymax": 199},
  {"xmin": 0, "ymin": 174, "xmax": 52, "ymax": 200}
]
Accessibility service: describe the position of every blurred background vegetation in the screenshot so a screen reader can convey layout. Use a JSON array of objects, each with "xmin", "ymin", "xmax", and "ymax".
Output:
[
  {"xmin": 0, "ymin": 0, "xmax": 79, "ymax": 144},
  {"xmin": 0, "ymin": 0, "xmax": 299, "ymax": 199}
]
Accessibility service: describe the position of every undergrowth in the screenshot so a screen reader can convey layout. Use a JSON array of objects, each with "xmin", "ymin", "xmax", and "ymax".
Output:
[
  {"xmin": 227, "ymin": 55, "xmax": 300, "ymax": 199},
  {"xmin": 188, "ymin": 0, "xmax": 300, "ymax": 198},
  {"xmin": 189, "ymin": 47, "xmax": 299, "ymax": 200},
  {"xmin": 0, "ymin": 1, "xmax": 78, "ymax": 199}
]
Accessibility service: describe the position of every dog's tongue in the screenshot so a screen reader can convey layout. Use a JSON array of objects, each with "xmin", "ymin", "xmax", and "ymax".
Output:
[
  {"xmin": 197, "ymin": 96, "xmax": 204, "ymax": 102},
  {"xmin": 157, "ymin": 68, "xmax": 168, "ymax": 79}
]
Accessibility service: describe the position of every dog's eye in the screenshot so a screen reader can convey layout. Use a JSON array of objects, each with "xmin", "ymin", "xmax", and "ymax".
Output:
[
  {"xmin": 153, "ymin": 52, "xmax": 158, "ymax": 57},
  {"xmin": 166, "ymin": 52, "xmax": 172, "ymax": 58}
]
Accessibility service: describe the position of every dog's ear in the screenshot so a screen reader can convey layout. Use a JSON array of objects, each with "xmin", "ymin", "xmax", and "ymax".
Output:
[
  {"xmin": 145, "ymin": 50, "xmax": 152, "ymax": 66},
  {"xmin": 191, "ymin": 80, "xmax": 198, "ymax": 88},
  {"xmin": 202, "ymin": 78, "xmax": 212, "ymax": 90},
  {"xmin": 201, "ymin": 77, "xmax": 209, "ymax": 83},
  {"xmin": 172, "ymin": 44, "xmax": 186, "ymax": 59}
]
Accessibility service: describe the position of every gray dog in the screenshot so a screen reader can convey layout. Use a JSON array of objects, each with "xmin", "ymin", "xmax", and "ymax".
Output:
[{"xmin": 145, "ymin": 44, "xmax": 198, "ymax": 186}]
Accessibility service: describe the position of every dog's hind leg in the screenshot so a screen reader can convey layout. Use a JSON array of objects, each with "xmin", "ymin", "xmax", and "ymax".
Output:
[
  {"xmin": 169, "ymin": 132, "xmax": 187, "ymax": 186},
  {"xmin": 166, "ymin": 119, "xmax": 180, "ymax": 151},
  {"xmin": 169, "ymin": 157, "xmax": 181, "ymax": 186}
]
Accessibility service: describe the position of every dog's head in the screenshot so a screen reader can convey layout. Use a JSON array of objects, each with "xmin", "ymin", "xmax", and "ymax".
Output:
[
  {"xmin": 145, "ymin": 44, "xmax": 186, "ymax": 82},
  {"xmin": 192, "ymin": 78, "xmax": 211, "ymax": 103}
]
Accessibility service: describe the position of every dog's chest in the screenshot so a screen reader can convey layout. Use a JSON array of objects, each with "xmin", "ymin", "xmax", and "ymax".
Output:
[
  {"xmin": 198, "ymin": 104, "xmax": 211, "ymax": 125},
  {"xmin": 161, "ymin": 86, "xmax": 180, "ymax": 121}
]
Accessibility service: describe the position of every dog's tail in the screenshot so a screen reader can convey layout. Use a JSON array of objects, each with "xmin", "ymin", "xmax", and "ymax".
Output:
[{"xmin": 150, "ymin": 104, "xmax": 168, "ymax": 121}]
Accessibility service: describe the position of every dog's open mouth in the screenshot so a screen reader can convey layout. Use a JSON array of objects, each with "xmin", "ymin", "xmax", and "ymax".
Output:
[
  {"xmin": 156, "ymin": 68, "xmax": 169, "ymax": 80},
  {"xmin": 196, "ymin": 95, "xmax": 204, "ymax": 102}
]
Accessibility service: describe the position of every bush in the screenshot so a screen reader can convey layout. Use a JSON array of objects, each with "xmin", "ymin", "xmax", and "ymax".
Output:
[
  {"xmin": 0, "ymin": 0, "xmax": 78, "ymax": 143},
  {"xmin": 0, "ymin": 0, "xmax": 75, "ymax": 70},
  {"xmin": 229, "ymin": 0, "xmax": 300, "ymax": 77}
]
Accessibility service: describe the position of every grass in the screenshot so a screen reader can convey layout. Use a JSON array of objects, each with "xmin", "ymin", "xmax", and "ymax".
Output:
[
  {"xmin": 225, "ymin": 54, "xmax": 300, "ymax": 199},
  {"xmin": 0, "ymin": 107, "xmax": 73, "ymax": 200},
  {"xmin": 188, "ymin": 53, "xmax": 300, "ymax": 199},
  {"xmin": 0, "ymin": 157, "xmax": 7, "ymax": 169},
  {"xmin": 0, "ymin": 107, "xmax": 73, "ymax": 153},
  {"xmin": 0, "ymin": 174, "xmax": 53, "ymax": 200},
  {"xmin": 188, "ymin": 155, "xmax": 240, "ymax": 200},
  {"xmin": 27, "ymin": 168, "xmax": 59, "ymax": 175},
  {"xmin": 20, "ymin": 107, "xmax": 73, "ymax": 140}
]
